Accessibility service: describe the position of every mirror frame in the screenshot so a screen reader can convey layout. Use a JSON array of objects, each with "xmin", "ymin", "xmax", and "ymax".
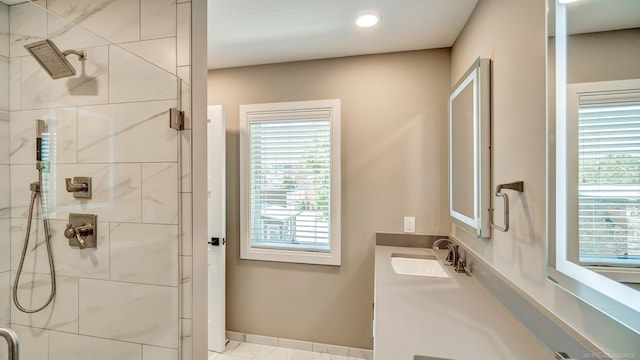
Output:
[
  {"xmin": 546, "ymin": 0, "xmax": 640, "ymax": 334},
  {"xmin": 449, "ymin": 57, "xmax": 492, "ymax": 238}
]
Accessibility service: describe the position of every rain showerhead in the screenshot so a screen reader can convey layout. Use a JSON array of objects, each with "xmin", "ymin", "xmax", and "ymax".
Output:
[{"xmin": 24, "ymin": 39, "xmax": 87, "ymax": 80}]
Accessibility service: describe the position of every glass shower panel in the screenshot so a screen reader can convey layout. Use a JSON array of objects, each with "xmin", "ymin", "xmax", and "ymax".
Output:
[
  {"xmin": 2, "ymin": 2, "xmax": 184, "ymax": 359},
  {"xmin": 1, "ymin": 0, "xmax": 11, "ymax": 335}
]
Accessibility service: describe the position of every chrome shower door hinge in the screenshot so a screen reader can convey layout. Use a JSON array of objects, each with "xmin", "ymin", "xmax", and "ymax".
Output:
[{"xmin": 170, "ymin": 108, "xmax": 185, "ymax": 130}]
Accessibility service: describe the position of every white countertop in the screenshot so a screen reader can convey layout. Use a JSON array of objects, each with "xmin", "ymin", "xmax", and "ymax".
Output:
[{"xmin": 374, "ymin": 245, "xmax": 555, "ymax": 360}]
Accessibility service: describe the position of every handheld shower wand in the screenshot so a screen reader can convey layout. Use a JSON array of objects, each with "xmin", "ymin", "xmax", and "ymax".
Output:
[
  {"xmin": 13, "ymin": 120, "xmax": 57, "ymax": 313},
  {"xmin": 36, "ymin": 119, "xmax": 45, "ymax": 162}
]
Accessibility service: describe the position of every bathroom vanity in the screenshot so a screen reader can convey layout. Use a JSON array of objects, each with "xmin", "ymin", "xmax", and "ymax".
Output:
[{"xmin": 373, "ymin": 238, "xmax": 554, "ymax": 360}]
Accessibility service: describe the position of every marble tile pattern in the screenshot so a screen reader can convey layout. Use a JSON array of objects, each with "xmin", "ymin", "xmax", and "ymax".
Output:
[
  {"xmin": 120, "ymin": 37, "xmax": 178, "ymax": 75},
  {"xmin": 0, "ymin": 56, "xmax": 8, "ymax": 111},
  {"xmin": 0, "ymin": 271, "xmax": 10, "ymax": 324},
  {"xmin": 181, "ymin": 318, "xmax": 193, "ymax": 360},
  {"xmin": 46, "ymin": 11, "xmax": 110, "ymax": 51},
  {"xmin": 0, "ymin": 110, "xmax": 9, "ymax": 165},
  {"xmin": 79, "ymin": 278, "xmax": 179, "ymax": 348},
  {"xmin": 10, "ymin": 272, "xmax": 79, "ymax": 332},
  {"xmin": 142, "ymin": 162, "xmax": 179, "ymax": 224},
  {"xmin": 140, "ymin": 0, "xmax": 177, "ymax": 40},
  {"xmin": 181, "ymin": 255, "xmax": 192, "ymax": 318},
  {"xmin": 0, "ymin": 219, "xmax": 9, "ymax": 272},
  {"xmin": 0, "ymin": 164, "xmax": 8, "ymax": 219},
  {"xmin": 4, "ymin": 0, "xmax": 192, "ymax": 359},
  {"xmin": 9, "ymin": 324, "xmax": 50, "ymax": 360},
  {"xmin": 49, "ymin": 331, "xmax": 142, "ymax": 360},
  {"xmin": 77, "ymin": 100, "xmax": 178, "ymax": 164},
  {"xmin": 9, "ymin": 3, "xmax": 47, "ymax": 58},
  {"xmin": 9, "ymin": 57, "xmax": 20, "ymax": 110},
  {"xmin": 109, "ymin": 222, "xmax": 179, "ymax": 286},
  {"xmin": 176, "ymin": 3, "xmax": 191, "ymax": 67},
  {"xmin": 47, "ymin": 0, "xmax": 141, "ymax": 44},
  {"xmin": 109, "ymin": 45, "xmax": 178, "ymax": 103},
  {"xmin": 0, "ymin": 2, "xmax": 9, "ymax": 334},
  {"xmin": 8, "ymin": 325, "xmax": 181, "ymax": 360},
  {"xmin": 0, "ymin": 3, "xmax": 8, "ymax": 58}
]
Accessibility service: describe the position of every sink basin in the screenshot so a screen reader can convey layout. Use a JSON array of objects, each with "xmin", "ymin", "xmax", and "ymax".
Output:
[{"xmin": 390, "ymin": 253, "xmax": 449, "ymax": 278}]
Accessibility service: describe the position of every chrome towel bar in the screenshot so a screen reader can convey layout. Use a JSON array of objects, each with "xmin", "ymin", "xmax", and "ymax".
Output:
[
  {"xmin": 489, "ymin": 181, "xmax": 524, "ymax": 232},
  {"xmin": 0, "ymin": 326, "xmax": 19, "ymax": 360}
]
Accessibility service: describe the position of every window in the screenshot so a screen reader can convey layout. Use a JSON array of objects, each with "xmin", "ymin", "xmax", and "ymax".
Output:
[
  {"xmin": 565, "ymin": 79, "xmax": 640, "ymax": 282},
  {"xmin": 578, "ymin": 103, "xmax": 640, "ymax": 267},
  {"xmin": 239, "ymin": 99, "xmax": 341, "ymax": 265}
]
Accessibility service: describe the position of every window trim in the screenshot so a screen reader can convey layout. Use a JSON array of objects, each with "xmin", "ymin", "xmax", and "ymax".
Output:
[{"xmin": 239, "ymin": 99, "xmax": 341, "ymax": 266}]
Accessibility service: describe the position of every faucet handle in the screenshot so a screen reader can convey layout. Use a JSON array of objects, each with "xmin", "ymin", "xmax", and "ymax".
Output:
[
  {"xmin": 447, "ymin": 244, "xmax": 459, "ymax": 266},
  {"xmin": 65, "ymin": 177, "xmax": 92, "ymax": 199}
]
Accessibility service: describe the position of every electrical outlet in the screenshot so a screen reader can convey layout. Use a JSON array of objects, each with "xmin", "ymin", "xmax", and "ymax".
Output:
[{"xmin": 404, "ymin": 216, "xmax": 415, "ymax": 233}]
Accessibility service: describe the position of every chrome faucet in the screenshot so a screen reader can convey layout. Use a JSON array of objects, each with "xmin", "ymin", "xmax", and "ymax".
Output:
[
  {"xmin": 432, "ymin": 238, "xmax": 453, "ymax": 250},
  {"xmin": 432, "ymin": 238, "xmax": 466, "ymax": 272},
  {"xmin": 432, "ymin": 238, "xmax": 456, "ymax": 263}
]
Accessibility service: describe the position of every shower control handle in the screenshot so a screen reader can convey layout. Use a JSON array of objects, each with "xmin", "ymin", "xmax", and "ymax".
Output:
[
  {"xmin": 65, "ymin": 177, "xmax": 92, "ymax": 199},
  {"xmin": 64, "ymin": 223, "xmax": 93, "ymax": 249},
  {"xmin": 65, "ymin": 213, "xmax": 98, "ymax": 249}
]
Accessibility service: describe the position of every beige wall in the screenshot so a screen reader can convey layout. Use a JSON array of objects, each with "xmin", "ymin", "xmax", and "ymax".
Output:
[
  {"xmin": 451, "ymin": 0, "xmax": 639, "ymax": 355},
  {"xmin": 567, "ymin": 28, "xmax": 640, "ymax": 83},
  {"xmin": 208, "ymin": 49, "xmax": 451, "ymax": 349}
]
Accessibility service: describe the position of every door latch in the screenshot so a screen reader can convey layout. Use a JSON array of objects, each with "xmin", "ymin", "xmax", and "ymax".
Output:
[{"xmin": 208, "ymin": 237, "xmax": 225, "ymax": 246}]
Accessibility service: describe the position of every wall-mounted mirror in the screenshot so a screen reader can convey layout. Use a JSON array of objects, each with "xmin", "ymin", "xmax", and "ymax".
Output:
[
  {"xmin": 449, "ymin": 58, "xmax": 491, "ymax": 238},
  {"xmin": 547, "ymin": 0, "xmax": 640, "ymax": 334}
]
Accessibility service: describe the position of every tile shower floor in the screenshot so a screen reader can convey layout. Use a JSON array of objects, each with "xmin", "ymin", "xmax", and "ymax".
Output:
[{"xmin": 208, "ymin": 341, "xmax": 368, "ymax": 360}]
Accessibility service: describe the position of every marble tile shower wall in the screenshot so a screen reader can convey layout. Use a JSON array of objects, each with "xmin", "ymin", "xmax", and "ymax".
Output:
[
  {"xmin": 3, "ymin": 1, "xmax": 194, "ymax": 360},
  {"xmin": 1, "ymin": 1, "xmax": 10, "ymax": 331}
]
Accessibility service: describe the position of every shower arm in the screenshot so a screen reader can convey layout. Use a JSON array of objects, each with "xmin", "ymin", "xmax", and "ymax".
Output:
[{"xmin": 62, "ymin": 49, "xmax": 87, "ymax": 61}]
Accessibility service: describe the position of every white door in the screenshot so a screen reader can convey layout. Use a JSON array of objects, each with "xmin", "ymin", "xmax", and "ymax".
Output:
[{"xmin": 207, "ymin": 105, "xmax": 226, "ymax": 352}]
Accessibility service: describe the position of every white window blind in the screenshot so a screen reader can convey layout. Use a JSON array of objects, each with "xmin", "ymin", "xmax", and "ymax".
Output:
[
  {"xmin": 248, "ymin": 109, "xmax": 331, "ymax": 251},
  {"xmin": 239, "ymin": 99, "xmax": 341, "ymax": 266},
  {"xmin": 578, "ymin": 102, "xmax": 640, "ymax": 266}
]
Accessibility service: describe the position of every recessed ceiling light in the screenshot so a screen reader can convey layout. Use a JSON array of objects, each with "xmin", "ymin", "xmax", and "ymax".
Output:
[
  {"xmin": 356, "ymin": 13, "xmax": 380, "ymax": 28},
  {"xmin": 558, "ymin": 0, "xmax": 579, "ymax": 3}
]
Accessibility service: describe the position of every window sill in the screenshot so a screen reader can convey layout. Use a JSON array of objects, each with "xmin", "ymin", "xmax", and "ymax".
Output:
[{"xmin": 240, "ymin": 245, "xmax": 340, "ymax": 266}]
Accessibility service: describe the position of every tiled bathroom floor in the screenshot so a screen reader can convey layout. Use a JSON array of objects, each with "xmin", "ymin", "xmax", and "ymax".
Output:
[{"xmin": 208, "ymin": 341, "xmax": 368, "ymax": 360}]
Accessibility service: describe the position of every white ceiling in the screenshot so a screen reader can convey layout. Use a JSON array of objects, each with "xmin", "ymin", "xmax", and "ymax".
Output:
[{"xmin": 207, "ymin": 0, "xmax": 479, "ymax": 69}]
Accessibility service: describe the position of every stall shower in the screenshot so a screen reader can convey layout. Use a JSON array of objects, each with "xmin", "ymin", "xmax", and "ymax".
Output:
[{"xmin": 0, "ymin": 1, "xmax": 195, "ymax": 359}]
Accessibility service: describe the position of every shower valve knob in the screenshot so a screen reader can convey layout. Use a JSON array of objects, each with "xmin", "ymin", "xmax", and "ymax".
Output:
[
  {"xmin": 65, "ymin": 177, "xmax": 92, "ymax": 199},
  {"xmin": 65, "ymin": 213, "xmax": 98, "ymax": 249},
  {"xmin": 63, "ymin": 223, "xmax": 75, "ymax": 238},
  {"xmin": 64, "ymin": 224, "xmax": 89, "ymax": 249}
]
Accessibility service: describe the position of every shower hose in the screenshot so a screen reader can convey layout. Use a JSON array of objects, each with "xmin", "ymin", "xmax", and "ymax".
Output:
[{"xmin": 12, "ymin": 170, "xmax": 56, "ymax": 313}]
